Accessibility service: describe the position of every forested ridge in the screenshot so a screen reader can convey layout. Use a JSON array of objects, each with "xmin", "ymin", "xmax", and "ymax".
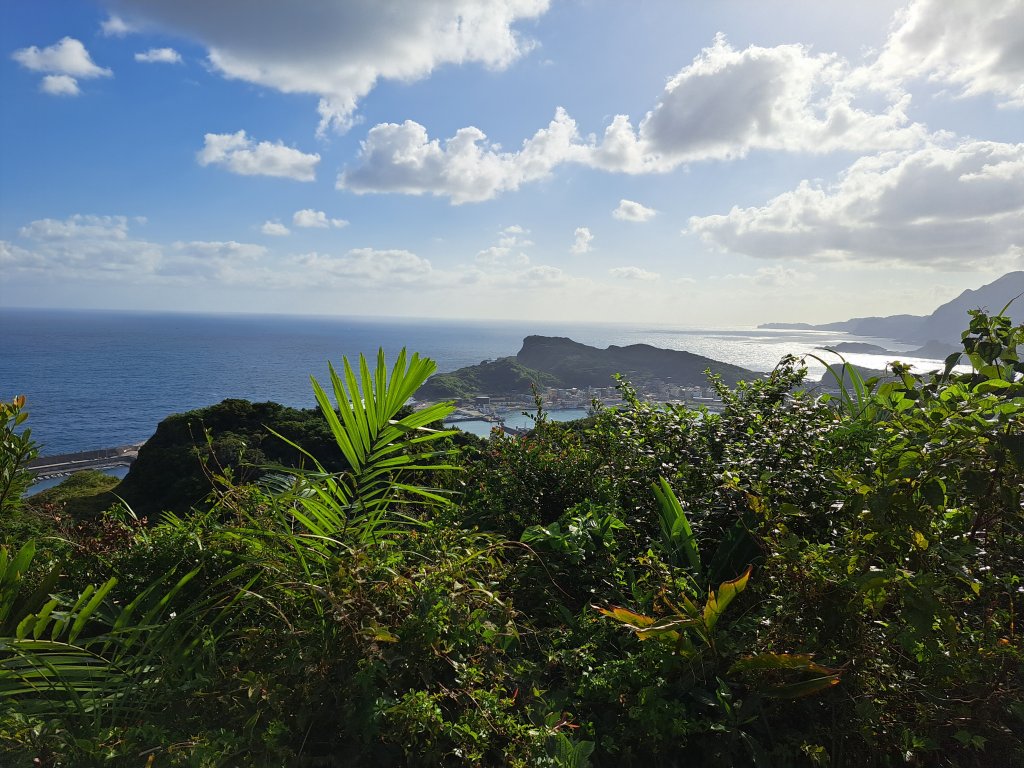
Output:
[
  {"xmin": 1, "ymin": 310, "xmax": 1022, "ymax": 767},
  {"xmin": 416, "ymin": 335, "xmax": 751, "ymax": 399}
]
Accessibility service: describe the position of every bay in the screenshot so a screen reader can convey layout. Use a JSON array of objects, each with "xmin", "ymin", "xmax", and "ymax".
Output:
[{"xmin": 1, "ymin": 307, "xmax": 939, "ymax": 456}]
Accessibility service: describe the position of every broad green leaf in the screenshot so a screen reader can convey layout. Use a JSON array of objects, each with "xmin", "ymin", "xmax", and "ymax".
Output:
[
  {"xmin": 653, "ymin": 477, "xmax": 700, "ymax": 573},
  {"xmin": 597, "ymin": 606, "xmax": 655, "ymax": 628},
  {"xmin": 703, "ymin": 565, "xmax": 752, "ymax": 633}
]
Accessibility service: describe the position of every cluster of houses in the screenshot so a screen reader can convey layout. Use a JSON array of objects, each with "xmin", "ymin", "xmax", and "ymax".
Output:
[{"xmin": 442, "ymin": 381, "xmax": 726, "ymax": 423}]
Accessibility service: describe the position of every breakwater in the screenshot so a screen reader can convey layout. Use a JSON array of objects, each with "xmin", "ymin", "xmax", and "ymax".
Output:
[{"xmin": 27, "ymin": 443, "xmax": 144, "ymax": 480}]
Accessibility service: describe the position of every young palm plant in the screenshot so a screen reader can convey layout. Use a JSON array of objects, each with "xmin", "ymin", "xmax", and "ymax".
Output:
[
  {"xmin": 1, "ymin": 349, "xmax": 460, "ymax": 762},
  {"xmin": 266, "ymin": 347, "xmax": 458, "ymax": 549}
]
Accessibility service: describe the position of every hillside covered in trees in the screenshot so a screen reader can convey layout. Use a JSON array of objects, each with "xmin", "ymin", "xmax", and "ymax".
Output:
[
  {"xmin": 417, "ymin": 335, "xmax": 752, "ymax": 399},
  {"xmin": 1, "ymin": 312, "xmax": 1022, "ymax": 767}
]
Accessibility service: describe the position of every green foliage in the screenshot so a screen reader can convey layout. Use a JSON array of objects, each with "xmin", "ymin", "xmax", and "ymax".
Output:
[
  {"xmin": 114, "ymin": 398, "xmax": 343, "ymax": 518},
  {"xmin": 0, "ymin": 396, "xmax": 39, "ymax": 519},
  {"xmin": 1, "ymin": 314, "xmax": 1022, "ymax": 766},
  {"xmin": 263, "ymin": 348, "xmax": 459, "ymax": 555},
  {"xmin": 806, "ymin": 349, "xmax": 888, "ymax": 422},
  {"xmin": 462, "ymin": 409, "xmax": 613, "ymax": 535},
  {"xmin": 25, "ymin": 470, "xmax": 122, "ymax": 523},
  {"xmin": 417, "ymin": 356, "xmax": 560, "ymax": 399}
]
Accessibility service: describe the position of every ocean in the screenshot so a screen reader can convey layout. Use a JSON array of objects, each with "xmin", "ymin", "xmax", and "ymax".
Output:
[{"xmin": 1, "ymin": 307, "xmax": 939, "ymax": 457}]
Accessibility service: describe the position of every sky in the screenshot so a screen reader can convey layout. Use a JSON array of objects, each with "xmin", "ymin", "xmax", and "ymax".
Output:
[{"xmin": 1, "ymin": 0, "xmax": 1022, "ymax": 326}]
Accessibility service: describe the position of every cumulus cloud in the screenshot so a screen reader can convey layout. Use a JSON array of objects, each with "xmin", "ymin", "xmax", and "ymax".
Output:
[
  {"xmin": 40, "ymin": 75, "xmax": 81, "ymax": 96},
  {"xmin": 570, "ymin": 227, "xmax": 593, "ymax": 255},
  {"xmin": 609, "ymin": 266, "xmax": 659, "ymax": 281},
  {"xmin": 476, "ymin": 225, "xmax": 532, "ymax": 268},
  {"xmin": 338, "ymin": 108, "xmax": 585, "ymax": 204},
  {"xmin": 135, "ymin": 48, "xmax": 182, "ymax": 64},
  {"xmin": 12, "ymin": 37, "xmax": 112, "ymax": 95},
  {"xmin": 292, "ymin": 248, "xmax": 432, "ymax": 285},
  {"xmin": 103, "ymin": 0, "xmax": 549, "ymax": 133},
  {"xmin": 590, "ymin": 34, "xmax": 930, "ymax": 173},
  {"xmin": 871, "ymin": 0, "xmax": 1024, "ymax": 108},
  {"xmin": 613, "ymin": 199, "xmax": 657, "ymax": 222},
  {"xmin": 12, "ymin": 37, "xmax": 111, "ymax": 77},
  {"xmin": 688, "ymin": 140, "xmax": 1024, "ymax": 268},
  {"xmin": 197, "ymin": 131, "xmax": 320, "ymax": 181},
  {"xmin": 338, "ymin": 33, "xmax": 938, "ymax": 202},
  {"xmin": 261, "ymin": 220, "xmax": 290, "ymax": 236},
  {"xmin": 293, "ymin": 209, "xmax": 348, "ymax": 229}
]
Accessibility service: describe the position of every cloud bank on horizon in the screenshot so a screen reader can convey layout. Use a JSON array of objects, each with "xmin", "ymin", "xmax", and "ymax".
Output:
[{"xmin": 2, "ymin": 0, "xmax": 1022, "ymax": 324}]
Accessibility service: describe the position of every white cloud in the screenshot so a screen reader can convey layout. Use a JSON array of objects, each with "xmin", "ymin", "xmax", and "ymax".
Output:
[
  {"xmin": 20, "ymin": 214, "xmax": 129, "ymax": 241},
  {"xmin": 12, "ymin": 37, "xmax": 112, "ymax": 95},
  {"xmin": 8, "ymin": 214, "xmax": 274, "ymax": 283},
  {"xmin": 104, "ymin": 0, "xmax": 550, "ymax": 133},
  {"xmin": 590, "ymin": 34, "xmax": 929, "ymax": 173},
  {"xmin": 261, "ymin": 220, "xmax": 290, "ymax": 236},
  {"xmin": 293, "ymin": 209, "xmax": 348, "ymax": 229},
  {"xmin": 522, "ymin": 265, "xmax": 566, "ymax": 283},
  {"xmin": 170, "ymin": 240, "xmax": 266, "ymax": 260},
  {"xmin": 162, "ymin": 240, "xmax": 268, "ymax": 280},
  {"xmin": 613, "ymin": 199, "xmax": 657, "ymax": 222},
  {"xmin": 292, "ymin": 248, "xmax": 432, "ymax": 285},
  {"xmin": 688, "ymin": 140, "xmax": 1024, "ymax": 268},
  {"xmin": 40, "ymin": 75, "xmax": 80, "ymax": 96},
  {"xmin": 476, "ymin": 225, "xmax": 532, "ymax": 268},
  {"xmin": 497, "ymin": 225, "xmax": 533, "ymax": 248},
  {"xmin": 338, "ymin": 33, "xmax": 937, "ymax": 202},
  {"xmin": 12, "ymin": 37, "xmax": 111, "ymax": 77},
  {"xmin": 101, "ymin": 15, "xmax": 136, "ymax": 37},
  {"xmin": 13, "ymin": 215, "xmax": 159, "ymax": 277},
  {"xmin": 570, "ymin": 226, "xmax": 593, "ymax": 255},
  {"xmin": 0, "ymin": 240, "xmax": 41, "ymax": 268},
  {"xmin": 197, "ymin": 131, "xmax": 320, "ymax": 181},
  {"xmin": 871, "ymin": 0, "xmax": 1024, "ymax": 108},
  {"xmin": 339, "ymin": 108, "xmax": 585, "ymax": 204},
  {"xmin": 609, "ymin": 266, "xmax": 659, "ymax": 281},
  {"xmin": 135, "ymin": 48, "xmax": 182, "ymax": 64}
]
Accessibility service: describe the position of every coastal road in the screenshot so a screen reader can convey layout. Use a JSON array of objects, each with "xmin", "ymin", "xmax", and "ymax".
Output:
[{"xmin": 27, "ymin": 443, "xmax": 144, "ymax": 481}]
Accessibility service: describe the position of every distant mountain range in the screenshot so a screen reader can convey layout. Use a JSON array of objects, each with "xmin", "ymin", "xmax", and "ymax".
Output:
[
  {"xmin": 762, "ymin": 271, "xmax": 1024, "ymax": 344},
  {"xmin": 417, "ymin": 335, "xmax": 752, "ymax": 399}
]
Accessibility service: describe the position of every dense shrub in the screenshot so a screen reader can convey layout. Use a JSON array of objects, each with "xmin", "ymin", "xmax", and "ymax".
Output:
[{"xmin": 1, "ymin": 314, "xmax": 1021, "ymax": 766}]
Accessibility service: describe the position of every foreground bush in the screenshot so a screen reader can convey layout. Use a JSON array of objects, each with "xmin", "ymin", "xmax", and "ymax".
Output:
[{"xmin": 0, "ymin": 311, "xmax": 1021, "ymax": 766}]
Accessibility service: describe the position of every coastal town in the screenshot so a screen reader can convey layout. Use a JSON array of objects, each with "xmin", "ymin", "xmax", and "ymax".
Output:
[{"xmin": 435, "ymin": 381, "xmax": 728, "ymax": 429}]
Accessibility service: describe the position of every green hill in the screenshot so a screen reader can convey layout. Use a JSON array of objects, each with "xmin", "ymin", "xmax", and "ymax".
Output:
[
  {"xmin": 417, "ymin": 357, "xmax": 559, "ymax": 399},
  {"xmin": 417, "ymin": 335, "xmax": 754, "ymax": 399}
]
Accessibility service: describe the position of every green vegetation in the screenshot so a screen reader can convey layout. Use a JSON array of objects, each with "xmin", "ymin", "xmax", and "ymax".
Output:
[
  {"xmin": 417, "ymin": 335, "xmax": 752, "ymax": 399},
  {"xmin": 113, "ymin": 398, "xmax": 344, "ymax": 518},
  {"xmin": 418, "ymin": 357, "xmax": 560, "ymax": 399},
  {"xmin": 26, "ymin": 470, "xmax": 121, "ymax": 521},
  {"xmin": 1, "ymin": 310, "xmax": 1022, "ymax": 766}
]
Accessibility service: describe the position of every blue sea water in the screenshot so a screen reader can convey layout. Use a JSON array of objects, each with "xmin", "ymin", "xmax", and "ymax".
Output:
[{"xmin": 1, "ymin": 307, "xmax": 932, "ymax": 457}]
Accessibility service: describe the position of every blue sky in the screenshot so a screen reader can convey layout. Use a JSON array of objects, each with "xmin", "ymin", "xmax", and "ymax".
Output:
[{"xmin": 1, "ymin": 0, "xmax": 1022, "ymax": 325}]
